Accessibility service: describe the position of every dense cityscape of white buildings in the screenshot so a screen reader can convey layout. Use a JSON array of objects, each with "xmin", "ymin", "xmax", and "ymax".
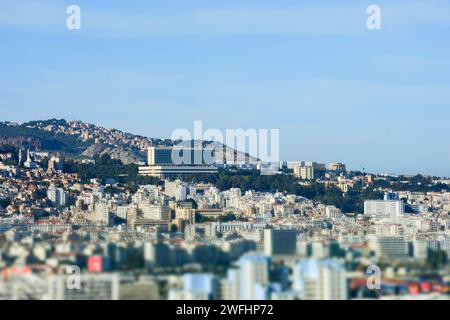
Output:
[{"xmin": 0, "ymin": 146, "xmax": 449, "ymax": 300}]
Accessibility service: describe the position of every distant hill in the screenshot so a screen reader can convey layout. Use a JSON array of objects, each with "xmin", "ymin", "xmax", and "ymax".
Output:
[
  {"xmin": 0, "ymin": 119, "xmax": 257, "ymax": 164},
  {"xmin": 0, "ymin": 120, "xmax": 92, "ymax": 155}
]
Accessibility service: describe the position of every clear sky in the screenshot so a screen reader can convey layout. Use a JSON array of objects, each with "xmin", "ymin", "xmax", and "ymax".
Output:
[{"xmin": 1, "ymin": 0, "xmax": 450, "ymax": 176}]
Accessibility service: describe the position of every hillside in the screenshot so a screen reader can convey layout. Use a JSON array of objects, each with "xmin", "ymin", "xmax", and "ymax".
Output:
[
  {"xmin": 0, "ymin": 119, "xmax": 155, "ymax": 163},
  {"xmin": 0, "ymin": 119, "xmax": 257, "ymax": 164}
]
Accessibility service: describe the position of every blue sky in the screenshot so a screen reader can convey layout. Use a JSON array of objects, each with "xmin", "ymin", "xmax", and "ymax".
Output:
[{"xmin": 1, "ymin": 0, "xmax": 450, "ymax": 176}]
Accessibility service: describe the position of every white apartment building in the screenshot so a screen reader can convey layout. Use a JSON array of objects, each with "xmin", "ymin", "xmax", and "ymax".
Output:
[
  {"xmin": 94, "ymin": 201, "xmax": 110, "ymax": 225},
  {"xmin": 294, "ymin": 165, "xmax": 315, "ymax": 180},
  {"xmin": 164, "ymin": 180, "xmax": 187, "ymax": 201},
  {"xmin": 364, "ymin": 200, "xmax": 404, "ymax": 219},
  {"xmin": 374, "ymin": 223, "xmax": 405, "ymax": 237},
  {"xmin": 325, "ymin": 206, "xmax": 342, "ymax": 219},
  {"xmin": 47, "ymin": 185, "xmax": 69, "ymax": 207},
  {"xmin": 138, "ymin": 203, "xmax": 170, "ymax": 221},
  {"xmin": 223, "ymin": 253, "xmax": 271, "ymax": 300},
  {"xmin": 293, "ymin": 259, "xmax": 347, "ymax": 300},
  {"xmin": 413, "ymin": 239, "xmax": 428, "ymax": 260}
]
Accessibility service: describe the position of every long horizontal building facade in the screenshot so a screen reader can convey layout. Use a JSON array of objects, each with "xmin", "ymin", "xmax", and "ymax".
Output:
[
  {"xmin": 139, "ymin": 146, "xmax": 218, "ymax": 178},
  {"xmin": 364, "ymin": 200, "xmax": 404, "ymax": 219}
]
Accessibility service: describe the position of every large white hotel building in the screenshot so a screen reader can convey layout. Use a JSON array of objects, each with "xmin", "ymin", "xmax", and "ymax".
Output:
[{"xmin": 138, "ymin": 146, "xmax": 218, "ymax": 178}]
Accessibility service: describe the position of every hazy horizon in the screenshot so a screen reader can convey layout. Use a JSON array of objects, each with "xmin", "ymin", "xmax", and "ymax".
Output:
[{"xmin": 0, "ymin": 117, "xmax": 446, "ymax": 178}]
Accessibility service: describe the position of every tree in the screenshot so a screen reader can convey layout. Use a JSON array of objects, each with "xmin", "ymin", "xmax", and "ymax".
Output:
[{"xmin": 0, "ymin": 198, "xmax": 11, "ymax": 209}]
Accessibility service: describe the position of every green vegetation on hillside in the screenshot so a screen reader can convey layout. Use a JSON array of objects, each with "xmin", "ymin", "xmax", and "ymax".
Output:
[
  {"xmin": 0, "ymin": 120, "xmax": 92, "ymax": 154},
  {"xmin": 64, "ymin": 154, "xmax": 160, "ymax": 189},
  {"xmin": 372, "ymin": 174, "xmax": 449, "ymax": 192}
]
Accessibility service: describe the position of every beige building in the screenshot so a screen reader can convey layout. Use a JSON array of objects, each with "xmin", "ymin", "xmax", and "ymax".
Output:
[{"xmin": 294, "ymin": 165, "xmax": 315, "ymax": 180}]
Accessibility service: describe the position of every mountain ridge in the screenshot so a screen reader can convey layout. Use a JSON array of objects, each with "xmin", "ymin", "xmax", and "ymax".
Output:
[{"xmin": 0, "ymin": 119, "xmax": 256, "ymax": 165}]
